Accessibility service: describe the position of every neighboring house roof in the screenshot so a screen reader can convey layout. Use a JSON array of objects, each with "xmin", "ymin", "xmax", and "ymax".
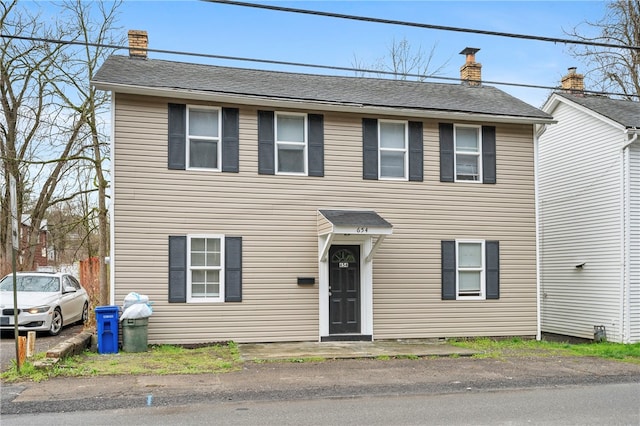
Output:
[
  {"xmin": 548, "ymin": 93, "xmax": 640, "ymax": 130},
  {"xmin": 21, "ymin": 214, "xmax": 48, "ymax": 231},
  {"xmin": 92, "ymin": 55, "xmax": 553, "ymax": 124}
]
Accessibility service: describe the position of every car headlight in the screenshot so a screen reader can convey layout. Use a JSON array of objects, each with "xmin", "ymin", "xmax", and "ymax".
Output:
[{"xmin": 25, "ymin": 306, "xmax": 50, "ymax": 314}]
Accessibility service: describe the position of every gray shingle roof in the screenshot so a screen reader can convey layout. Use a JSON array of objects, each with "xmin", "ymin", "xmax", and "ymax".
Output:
[
  {"xmin": 558, "ymin": 93, "xmax": 640, "ymax": 128},
  {"xmin": 93, "ymin": 55, "xmax": 551, "ymax": 121},
  {"xmin": 319, "ymin": 210, "xmax": 392, "ymax": 228}
]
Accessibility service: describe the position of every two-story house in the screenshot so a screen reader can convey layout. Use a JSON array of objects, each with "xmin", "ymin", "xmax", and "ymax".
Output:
[
  {"xmin": 538, "ymin": 68, "xmax": 640, "ymax": 343},
  {"xmin": 92, "ymin": 31, "xmax": 553, "ymax": 344}
]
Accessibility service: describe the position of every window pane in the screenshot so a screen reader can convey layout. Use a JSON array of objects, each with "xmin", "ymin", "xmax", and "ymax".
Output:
[
  {"xmin": 190, "ymin": 140, "xmax": 218, "ymax": 169},
  {"xmin": 458, "ymin": 243, "xmax": 482, "ymax": 267},
  {"xmin": 456, "ymin": 154, "xmax": 479, "ymax": 180},
  {"xmin": 192, "ymin": 283, "xmax": 206, "ymax": 297},
  {"xmin": 277, "ymin": 115, "xmax": 304, "ymax": 142},
  {"xmin": 192, "ymin": 270, "xmax": 206, "ymax": 284},
  {"xmin": 191, "ymin": 270, "xmax": 220, "ymax": 298},
  {"xmin": 456, "ymin": 127, "xmax": 479, "ymax": 152},
  {"xmin": 278, "ymin": 144, "xmax": 305, "ymax": 173},
  {"xmin": 459, "ymin": 271, "xmax": 481, "ymax": 292},
  {"xmin": 189, "ymin": 109, "xmax": 218, "ymax": 137},
  {"xmin": 206, "ymin": 252, "xmax": 221, "ymax": 266},
  {"xmin": 191, "ymin": 253, "xmax": 205, "ymax": 266},
  {"xmin": 380, "ymin": 122, "xmax": 406, "ymax": 148},
  {"xmin": 380, "ymin": 151, "xmax": 405, "ymax": 178},
  {"xmin": 191, "ymin": 238, "xmax": 205, "ymax": 251},
  {"xmin": 205, "ymin": 270, "xmax": 220, "ymax": 296},
  {"xmin": 206, "ymin": 238, "xmax": 220, "ymax": 254}
]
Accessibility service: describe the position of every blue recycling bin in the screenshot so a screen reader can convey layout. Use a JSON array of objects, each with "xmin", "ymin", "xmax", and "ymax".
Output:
[{"xmin": 95, "ymin": 305, "xmax": 119, "ymax": 354}]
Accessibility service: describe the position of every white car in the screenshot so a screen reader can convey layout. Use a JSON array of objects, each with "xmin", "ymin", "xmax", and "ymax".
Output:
[{"xmin": 0, "ymin": 272, "xmax": 90, "ymax": 336}]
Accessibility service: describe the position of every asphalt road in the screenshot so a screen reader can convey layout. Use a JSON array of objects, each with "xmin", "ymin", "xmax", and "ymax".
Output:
[
  {"xmin": 0, "ymin": 323, "xmax": 85, "ymax": 371},
  {"xmin": 2, "ymin": 382, "xmax": 638, "ymax": 425}
]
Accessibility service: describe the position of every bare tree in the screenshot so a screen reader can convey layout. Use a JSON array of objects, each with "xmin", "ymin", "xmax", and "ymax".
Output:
[
  {"xmin": 0, "ymin": 1, "xmax": 72, "ymax": 271},
  {"xmin": 352, "ymin": 37, "xmax": 449, "ymax": 81},
  {"xmin": 53, "ymin": 0, "xmax": 122, "ymax": 305},
  {"xmin": 1, "ymin": 1, "xmax": 120, "ymax": 307},
  {"xmin": 567, "ymin": 0, "xmax": 640, "ymax": 100}
]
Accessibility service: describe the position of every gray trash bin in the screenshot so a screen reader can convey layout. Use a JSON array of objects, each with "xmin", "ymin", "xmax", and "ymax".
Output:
[{"xmin": 122, "ymin": 317, "xmax": 148, "ymax": 352}]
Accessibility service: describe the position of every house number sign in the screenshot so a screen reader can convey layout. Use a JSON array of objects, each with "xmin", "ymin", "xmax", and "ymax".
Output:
[
  {"xmin": 356, "ymin": 227, "xmax": 368, "ymax": 233},
  {"xmin": 339, "ymin": 262, "xmax": 349, "ymax": 268}
]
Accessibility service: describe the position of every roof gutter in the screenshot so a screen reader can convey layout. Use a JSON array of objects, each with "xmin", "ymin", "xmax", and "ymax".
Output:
[
  {"xmin": 620, "ymin": 129, "xmax": 637, "ymax": 343},
  {"xmin": 91, "ymin": 81, "xmax": 556, "ymax": 125}
]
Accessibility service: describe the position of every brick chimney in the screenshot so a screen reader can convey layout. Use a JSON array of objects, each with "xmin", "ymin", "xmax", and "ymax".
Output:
[
  {"xmin": 460, "ymin": 47, "xmax": 481, "ymax": 86},
  {"xmin": 561, "ymin": 67, "xmax": 584, "ymax": 94},
  {"xmin": 128, "ymin": 30, "xmax": 148, "ymax": 59}
]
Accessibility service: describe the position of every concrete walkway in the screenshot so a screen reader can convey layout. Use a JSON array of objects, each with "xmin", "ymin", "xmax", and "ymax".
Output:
[{"xmin": 238, "ymin": 339, "xmax": 477, "ymax": 361}]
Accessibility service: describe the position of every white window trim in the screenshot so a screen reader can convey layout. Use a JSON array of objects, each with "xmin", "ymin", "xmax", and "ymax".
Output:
[
  {"xmin": 187, "ymin": 234, "xmax": 225, "ymax": 303},
  {"xmin": 454, "ymin": 124, "xmax": 482, "ymax": 183},
  {"xmin": 186, "ymin": 105, "xmax": 222, "ymax": 172},
  {"xmin": 275, "ymin": 111, "xmax": 308, "ymax": 176},
  {"xmin": 378, "ymin": 119, "xmax": 409, "ymax": 181},
  {"xmin": 456, "ymin": 239, "xmax": 485, "ymax": 300}
]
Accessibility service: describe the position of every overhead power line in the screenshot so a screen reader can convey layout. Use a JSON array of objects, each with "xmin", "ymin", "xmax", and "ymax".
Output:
[
  {"xmin": 205, "ymin": 0, "xmax": 640, "ymax": 52},
  {"xmin": 1, "ymin": 33, "xmax": 637, "ymax": 99}
]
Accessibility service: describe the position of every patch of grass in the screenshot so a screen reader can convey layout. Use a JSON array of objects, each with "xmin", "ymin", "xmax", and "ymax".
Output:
[
  {"xmin": 396, "ymin": 354, "xmax": 419, "ymax": 360},
  {"xmin": 1, "ymin": 342, "xmax": 242, "ymax": 383},
  {"xmin": 375, "ymin": 355, "xmax": 391, "ymax": 360},
  {"xmin": 451, "ymin": 338, "xmax": 640, "ymax": 363}
]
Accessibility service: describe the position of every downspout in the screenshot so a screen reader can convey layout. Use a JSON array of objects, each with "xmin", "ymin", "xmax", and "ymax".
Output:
[
  {"xmin": 534, "ymin": 124, "xmax": 547, "ymax": 341},
  {"xmin": 621, "ymin": 130, "xmax": 638, "ymax": 343},
  {"xmin": 109, "ymin": 93, "xmax": 116, "ymax": 306}
]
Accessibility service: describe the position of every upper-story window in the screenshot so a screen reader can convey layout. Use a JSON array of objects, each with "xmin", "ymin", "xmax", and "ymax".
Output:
[
  {"xmin": 258, "ymin": 110, "xmax": 324, "ymax": 177},
  {"xmin": 454, "ymin": 125, "xmax": 481, "ymax": 182},
  {"xmin": 187, "ymin": 106, "xmax": 221, "ymax": 170},
  {"xmin": 168, "ymin": 103, "xmax": 239, "ymax": 173},
  {"xmin": 439, "ymin": 123, "xmax": 496, "ymax": 184},
  {"xmin": 362, "ymin": 118, "xmax": 423, "ymax": 182},
  {"xmin": 379, "ymin": 120, "xmax": 408, "ymax": 180},
  {"xmin": 276, "ymin": 113, "xmax": 307, "ymax": 175}
]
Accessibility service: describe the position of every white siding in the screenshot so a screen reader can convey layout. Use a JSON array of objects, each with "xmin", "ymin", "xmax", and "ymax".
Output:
[
  {"xmin": 112, "ymin": 94, "xmax": 538, "ymax": 344},
  {"xmin": 629, "ymin": 143, "xmax": 640, "ymax": 342},
  {"xmin": 539, "ymin": 101, "xmax": 624, "ymax": 341}
]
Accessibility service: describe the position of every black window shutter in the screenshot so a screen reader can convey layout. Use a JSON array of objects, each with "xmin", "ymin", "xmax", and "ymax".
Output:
[
  {"xmin": 258, "ymin": 110, "xmax": 275, "ymax": 175},
  {"xmin": 222, "ymin": 108, "xmax": 240, "ymax": 173},
  {"xmin": 225, "ymin": 237, "xmax": 242, "ymax": 302},
  {"xmin": 308, "ymin": 114, "xmax": 324, "ymax": 177},
  {"xmin": 482, "ymin": 126, "xmax": 496, "ymax": 184},
  {"xmin": 168, "ymin": 236, "xmax": 187, "ymax": 303},
  {"xmin": 408, "ymin": 121, "xmax": 424, "ymax": 182},
  {"xmin": 441, "ymin": 240, "xmax": 456, "ymax": 300},
  {"xmin": 362, "ymin": 118, "xmax": 378, "ymax": 180},
  {"xmin": 439, "ymin": 123, "xmax": 454, "ymax": 182},
  {"xmin": 486, "ymin": 240, "xmax": 500, "ymax": 299},
  {"xmin": 168, "ymin": 104, "xmax": 186, "ymax": 170}
]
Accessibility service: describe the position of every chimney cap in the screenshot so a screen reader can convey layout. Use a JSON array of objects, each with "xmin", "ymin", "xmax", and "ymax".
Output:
[{"xmin": 459, "ymin": 47, "xmax": 480, "ymax": 56}]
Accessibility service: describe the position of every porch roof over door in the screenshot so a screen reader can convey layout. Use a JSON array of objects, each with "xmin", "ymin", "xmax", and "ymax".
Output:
[{"xmin": 317, "ymin": 210, "xmax": 393, "ymax": 262}]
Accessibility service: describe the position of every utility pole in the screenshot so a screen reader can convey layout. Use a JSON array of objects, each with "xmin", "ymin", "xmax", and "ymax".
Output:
[{"xmin": 10, "ymin": 175, "xmax": 21, "ymax": 372}]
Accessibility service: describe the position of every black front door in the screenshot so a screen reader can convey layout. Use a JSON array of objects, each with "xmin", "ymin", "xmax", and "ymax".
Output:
[{"xmin": 329, "ymin": 245, "xmax": 360, "ymax": 334}]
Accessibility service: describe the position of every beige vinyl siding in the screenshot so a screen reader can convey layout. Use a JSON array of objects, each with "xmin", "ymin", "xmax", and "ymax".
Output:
[
  {"xmin": 539, "ymin": 101, "xmax": 623, "ymax": 341},
  {"xmin": 630, "ymin": 144, "xmax": 640, "ymax": 342},
  {"xmin": 113, "ymin": 93, "xmax": 537, "ymax": 344}
]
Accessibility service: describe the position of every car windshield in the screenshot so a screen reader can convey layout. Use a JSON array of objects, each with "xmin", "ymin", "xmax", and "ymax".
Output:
[{"xmin": 0, "ymin": 275, "xmax": 60, "ymax": 292}]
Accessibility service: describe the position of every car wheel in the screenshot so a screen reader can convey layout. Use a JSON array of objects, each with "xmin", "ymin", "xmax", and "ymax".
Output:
[
  {"xmin": 80, "ymin": 302, "xmax": 89, "ymax": 324},
  {"xmin": 49, "ymin": 308, "xmax": 63, "ymax": 336}
]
